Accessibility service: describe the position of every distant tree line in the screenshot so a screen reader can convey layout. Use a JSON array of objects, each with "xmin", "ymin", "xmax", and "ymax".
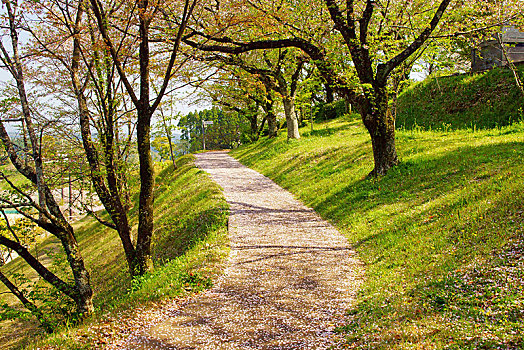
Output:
[{"xmin": 178, "ymin": 108, "xmax": 246, "ymax": 152}]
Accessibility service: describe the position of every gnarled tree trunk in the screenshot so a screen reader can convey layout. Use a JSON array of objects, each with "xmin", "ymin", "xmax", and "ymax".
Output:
[
  {"xmin": 135, "ymin": 108, "xmax": 155, "ymax": 274},
  {"xmin": 358, "ymin": 87, "xmax": 399, "ymax": 176}
]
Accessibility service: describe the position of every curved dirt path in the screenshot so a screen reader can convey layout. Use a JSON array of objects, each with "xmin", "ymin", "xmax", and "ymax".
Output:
[{"xmin": 119, "ymin": 151, "xmax": 362, "ymax": 349}]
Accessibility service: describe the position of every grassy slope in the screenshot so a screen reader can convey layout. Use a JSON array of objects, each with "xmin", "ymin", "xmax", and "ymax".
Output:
[
  {"xmin": 0, "ymin": 155, "xmax": 229, "ymax": 349},
  {"xmin": 0, "ymin": 163, "xmax": 30, "ymax": 191},
  {"xmin": 231, "ymin": 117, "xmax": 524, "ymax": 349},
  {"xmin": 397, "ymin": 66, "xmax": 524, "ymax": 130}
]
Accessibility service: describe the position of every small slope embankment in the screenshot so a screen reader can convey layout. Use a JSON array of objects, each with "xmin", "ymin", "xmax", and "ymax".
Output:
[
  {"xmin": 397, "ymin": 66, "xmax": 524, "ymax": 130},
  {"xmin": 111, "ymin": 151, "xmax": 363, "ymax": 349},
  {"xmin": 0, "ymin": 155, "xmax": 229, "ymax": 349},
  {"xmin": 231, "ymin": 116, "xmax": 524, "ymax": 349}
]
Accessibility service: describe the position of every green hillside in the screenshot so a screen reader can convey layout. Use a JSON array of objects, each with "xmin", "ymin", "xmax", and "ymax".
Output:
[
  {"xmin": 397, "ymin": 66, "xmax": 524, "ymax": 130},
  {"xmin": 231, "ymin": 116, "xmax": 524, "ymax": 349},
  {"xmin": 0, "ymin": 156, "xmax": 229, "ymax": 349}
]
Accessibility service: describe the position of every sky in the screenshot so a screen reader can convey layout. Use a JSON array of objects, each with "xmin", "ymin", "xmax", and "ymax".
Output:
[{"xmin": 0, "ymin": 65, "xmax": 210, "ymax": 137}]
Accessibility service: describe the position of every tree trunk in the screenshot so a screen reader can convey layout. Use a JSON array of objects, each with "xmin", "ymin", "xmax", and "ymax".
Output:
[
  {"xmin": 263, "ymin": 95, "xmax": 278, "ymax": 138},
  {"xmin": 358, "ymin": 88, "xmax": 399, "ymax": 176},
  {"xmin": 160, "ymin": 110, "xmax": 177, "ymax": 170},
  {"xmin": 167, "ymin": 133, "xmax": 177, "ymax": 170},
  {"xmin": 90, "ymin": 0, "xmax": 196, "ymax": 276},
  {"xmin": 78, "ymin": 99, "xmax": 138, "ymax": 275},
  {"xmin": 0, "ymin": 1, "xmax": 94, "ymax": 318},
  {"xmin": 257, "ymin": 115, "xmax": 267, "ymax": 139},
  {"xmin": 135, "ymin": 108, "xmax": 154, "ymax": 275},
  {"xmin": 59, "ymin": 231, "xmax": 94, "ymax": 316},
  {"xmin": 134, "ymin": 4, "xmax": 155, "ymax": 276},
  {"xmin": 267, "ymin": 110, "xmax": 278, "ymax": 138},
  {"xmin": 249, "ymin": 114, "xmax": 258, "ymax": 139},
  {"xmin": 71, "ymin": 16, "xmax": 139, "ymax": 277},
  {"xmin": 325, "ymin": 83, "xmax": 334, "ymax": 103},
  {"xmin": 282, "ymin": 96, "xmax": 300, "ymax": 139}
]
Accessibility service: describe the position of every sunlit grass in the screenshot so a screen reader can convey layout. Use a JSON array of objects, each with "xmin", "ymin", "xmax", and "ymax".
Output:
[
  {"xmin": 397, "ymin": 66, "xmax": 524, "ymax": 130},
  {"xmin": 231, "ymin": 116, "xmax": 524, "ymax": 349}
]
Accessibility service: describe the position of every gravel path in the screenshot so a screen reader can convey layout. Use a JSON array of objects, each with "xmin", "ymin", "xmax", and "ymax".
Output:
[{"xmin": 119, "ymin": 151, "xmax": 362, "ymax": 349}]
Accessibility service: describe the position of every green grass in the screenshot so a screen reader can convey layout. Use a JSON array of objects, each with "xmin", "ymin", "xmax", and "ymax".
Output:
[
  {"xmin": 230, "ymin": 116, "xmax": 524, "ymax": 349},
  {"xmin": 0, "ymin": 163, "xmax": 30, "ymax": 191},
  {"xmin": 397, "ymin": 66, "xmax": 524, "ymax": 130},
  {"xmin": 0, "ymin": 155, "xmax": 229, "ymax": 349}
]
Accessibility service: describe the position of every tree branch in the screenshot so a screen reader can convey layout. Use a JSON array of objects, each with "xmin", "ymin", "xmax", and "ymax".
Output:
[
  {"xmin": 89, "ymin": 0, "xmax": 139, "ymax": 106},
  {"xmin": 0, "ymin": 209, "xmax": 20, "ymax": 243},
  {"xmin": 184, "ymin": 35, "xmax": 356, "ymax": 100},
  {"xmin": 324, "ymin": 0, "xmax": 355, "ymax": 46},
  {"xmin": 359, "ymin": 0, "xmax": 375, "ymax": 45},
  {"xmin": 0, "ymin": 235, "xmax": 77, "ymax": 300},
  {"xmin": 151, "ymin": 0, "xmax": 197, "ymax": 112},
  {"xmin": 0, "ymin": 270, "xmax": 53, "ymax": 333},
  {"xmin": 376, "ymin": 0, "xmax": 452, "ymax": 84},
  {"xmin": 84, "ymin": 206, "xmax": 117, "ymax": 230}
]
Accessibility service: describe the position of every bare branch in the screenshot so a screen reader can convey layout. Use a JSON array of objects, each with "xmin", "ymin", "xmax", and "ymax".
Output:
[
  {"xmin": 84, "ymin": 206, "xmax": 117, "ymax": 230},
  {"xmin": 89, "ymin": 0, "xmax": 139, "ymax": 106},
  {"xmin": 376, "ymin": 0, "xmax": 452, "ymax": 84},
  {"xmin": 151, "ymin": 0, "xmax": 197, "ymax": 113}
]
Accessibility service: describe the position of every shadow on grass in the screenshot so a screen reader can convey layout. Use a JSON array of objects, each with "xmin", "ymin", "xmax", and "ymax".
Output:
[
  {"xmin": 232, "ymin": 115, "xmax": 524, "ymax": 348},
  {"xmin": 315, "ymin": 141, "xmax": 523, "ymax": 230},
  {"xmin": 314, "ymin": 142, "xmax": 524, "ymax": 348},
  {"xmin": 235, "ymin": 122, "xmax": 365, "ymax": 170},
  {"xmin": 301, "ymin": 123, "xmax": 350, "ymax": 137},
  {"xmin": 152, "ymin": 206, "xmax": 227, "ymax": 262}
]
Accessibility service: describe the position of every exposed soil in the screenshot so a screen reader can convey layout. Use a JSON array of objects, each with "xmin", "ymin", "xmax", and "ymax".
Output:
[{"xmin": 112, "ymin": 151, "xmax": 363, "ymax": 349}]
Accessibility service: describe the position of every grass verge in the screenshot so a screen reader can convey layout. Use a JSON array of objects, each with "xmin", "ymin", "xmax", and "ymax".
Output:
[
  {"xmin": 231, "ymin": 117, "xmax": 524, "ymax": 349},
  {"xmin": 0, "ymin": 155, "xmax": 229, "ymax": 349}
]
